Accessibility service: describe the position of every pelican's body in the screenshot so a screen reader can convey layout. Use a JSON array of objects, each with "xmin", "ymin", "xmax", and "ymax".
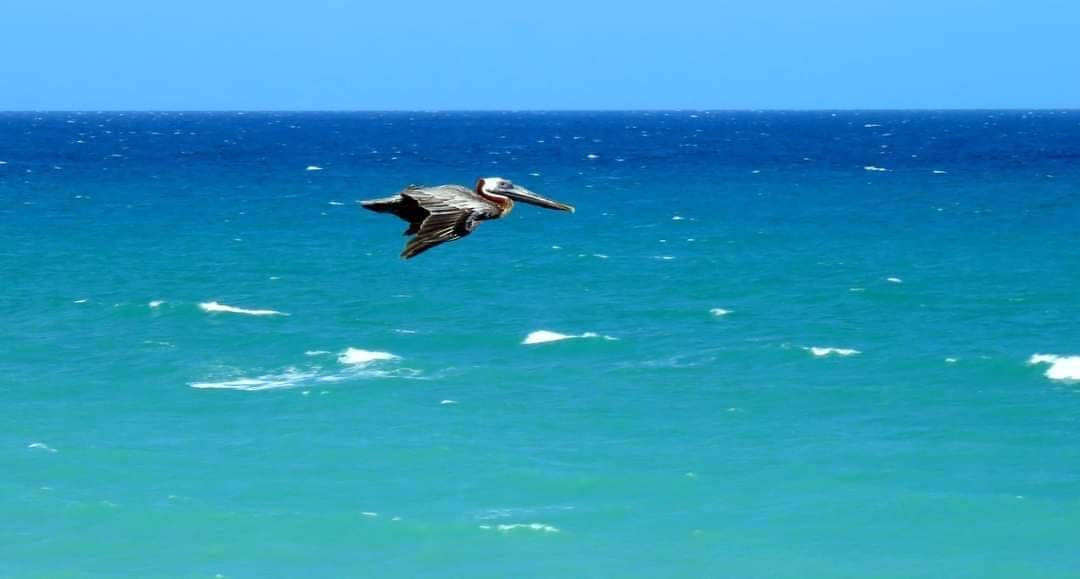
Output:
[{"xmin": 360, "ymin": 177, "xmax": 574, "ymax": 259}]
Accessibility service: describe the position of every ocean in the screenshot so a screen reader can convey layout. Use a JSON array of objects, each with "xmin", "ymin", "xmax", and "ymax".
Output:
[{"xmin": 2, "ymin": 111, "xmax": 1079, "ymax": 577}]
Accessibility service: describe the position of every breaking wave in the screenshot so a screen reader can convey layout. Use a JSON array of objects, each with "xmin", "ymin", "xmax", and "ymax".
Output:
[
  {"xmin": 199, "ymin": 301, "xmax": 289, "ymax": 316},
  {"xmin": 1028, "ymin": 354, "xmax": 1080, "ymax": 381},
  {"xmin": 806, "ymin": 346, "xmax": 862, "ymax": 357},
  {"xmin": 189, "ymin": 347, "xmax": 414, "ymax": 391},
  {"xmin": 522, "ymin": 330, "xmax": 618, "ymax": 345}
]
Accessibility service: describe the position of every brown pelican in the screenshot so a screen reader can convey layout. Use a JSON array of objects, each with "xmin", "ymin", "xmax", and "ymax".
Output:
[{"xmin": 360, "ymin": 177, "xmax": 575, "ymax": 259}]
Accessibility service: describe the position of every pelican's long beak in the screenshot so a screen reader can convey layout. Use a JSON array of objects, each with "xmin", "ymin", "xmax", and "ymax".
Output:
[{"xmin": 502, "ymin": 185, "xmax": 575, "ymax": 213}]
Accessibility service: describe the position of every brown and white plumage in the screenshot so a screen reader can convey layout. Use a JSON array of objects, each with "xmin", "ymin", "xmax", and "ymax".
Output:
[{"xmin": 360, "ymin": 178, "xmax": 574, "ymax": 259}]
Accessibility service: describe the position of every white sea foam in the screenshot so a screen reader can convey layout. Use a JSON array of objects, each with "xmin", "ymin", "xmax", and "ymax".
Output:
[
  {"xmin": 522, "ymin": 330, "xmax": 617, "ymax": 345},
  {"xmin": 328, "ymin": 201, "xmax": 345, "ymax": 206},
  {"xmin": 672, "ymin": 215, "xmax": 685, "ymax": 221},
  {"xmin": 338, "ymin": 348, "xmax": 399, "ymax": 365},
  {"xmin": 190, "ymin": 368, "xmax": 318, "ymax": 391},
  {"xmin": 932, "ymin": 170, "xmax": 948, "ymax": 174},
  {"xmin": 0, "ymin": 160, "xmax": 7, "ymax": 165},
  {"xmin": 149, "ymin": 300, "xmax": 165, "ymax": 308},
  {"xmin": 807, "ymin": 346, "xmax": 862, "ymax": 357},
  {"xmin": 73, "ymin": 299, "xmax": 88, "ymax": 304},
  {"xmin": 1028, "ymin": 354, "xmax": 1080, "ymax": 381},
  {"xmin": 28, "ymin": 442, "xmax": 58, "ymax": 453},
  {"xmin": 709, "ymin": 308, "xmax": 732, "ymax": 317},
  {"xmin": 305, "ymin": 350, "xmax": 332, "ymax": 356},
  {"xmin": 305, "ymin": 165, "xmax": 323, "ymax": 171},
  {"xmin": 488, "ymin": 523, "xmax": 561, "ymax": 533},
  {"xmin": 592, "ymin": 253, "xmax": 609, "ymax": 259},
  {"xmin": 585, "ymin": 153, "xmax": 599, "ymax": 159},
  {"xmin": 864, "ymin": 123, "xmax": 882, "ymax": 128},
  {"xmin": 863, "ymin": 165, "xmax": 888, "ymax": 172},
  {"xmin": 886, "ymin": 277, "xmax": 903, "ymax": 283},
  {"xmin": 440, "ymin": 399, "xmax": 458, "ymax": 405},
  {"xmin": 360, "ymin": 512, "xmax": 378, "ymax": 518},
  {"xmin": 523, "ymin": 330, "xmax": 574, "ymax": 344},
  {"xmin": 199, "ymin": 301, "xmax": 288, "ymax": 316},
  {"xmin": 945, "ymin": 357, "xmax": 958, "ymax": 363}
]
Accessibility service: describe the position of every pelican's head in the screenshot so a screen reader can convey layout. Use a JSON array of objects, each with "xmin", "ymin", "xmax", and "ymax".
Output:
[{"xmin": 477, "ymin": 177, "xmax": 575, "ymax": 213}]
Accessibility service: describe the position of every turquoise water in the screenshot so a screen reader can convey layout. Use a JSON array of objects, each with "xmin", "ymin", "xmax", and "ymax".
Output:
[{"xmin": 3, "ymin": 111, "xmax": 1080, "ymax": 577}]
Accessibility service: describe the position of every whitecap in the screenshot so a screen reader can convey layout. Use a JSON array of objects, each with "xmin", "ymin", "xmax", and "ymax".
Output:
[
  {"xmin": 886, "ymin": 277, "xmax": 903, "ymax": 283},
  {"xmin": 149, "ymin": 300, "xmax": 165, "ymax": 308},
  {"xmin": 489, "ymin": 523, "xmax": 560, "ymax": 533},
  {"xmin": 360, "ymin": 512, "xmax": 378, "ymax": 518},
  {"xmin": 932, "ymin": 170, "xmax": 948, "ymax": 174},
  {"xmin": 28, "ymin": 442, "xmax": 58, "ymax": 453},
  {"xmin": 945, "ymin": 357, "xmax": 958, "ymax": 363},
  {"xmin": 338, "ymin": 347, "xmax": 399, "ymax": 365},
  {"xmin": 709, "ymin": 308, "xmax": 732, "ymax": 317},
  {"xmin": 523, "ymin": 330, "xmax": 574, "ymax": 344},
  {"xmin": 304, "ymin": 350, "xmax": 332, "ymax": 356},
  {"xmin": 0, "ymin": 160, "xmax": 7, "ymax": 165},
  {"xmin": 192, "ymin": 359, "xmax": 417, "ymax": 391},
  {"xmin": 73, "ymin": 299, "xmax": 88, "ymax": 304},
  {"xmin": 1028, "ymin": 354, "xmax": 1080, "ymax": 381},
  {"xmin": 305, "ymin": 165, "xmax": 323, "ymax": 171},
  {"xmin": 864, "ymin": 123, "xmax": 882, "ymax": 128},
  {"xmin": 199, "ymin": 301, "xmax": 288, "ymax": 316},
  {"xmin": 190, "ymin": 368, "xmax": 317, "ymax": 391},
  {"xmin": 863, "ymin": 165, "xmax": 888, "ymax": 172},
  {"xmin": 523, "ymin": 330, "xmax": 617, "ymax": 345},
  {"xmin": 671, "ymin": 215, "xmax": 685, "ymax": 221},
  {"xmin": 585, "ymin": 153, "xmax": 599, "ymax": 159},
  {"xmin": 440, "ymin": 399, "xmax": 458, "ymax": 405},
  {"xmin": 592, "ymin": 254, "xmax": 609, "ymax": 259},
  {"xmin": 328, "ymin": 201, "xmax": 345, "ymax": 206},
  {"xmin": 806, "ymin": 346, "xmax": 861, "ymax": 357}
]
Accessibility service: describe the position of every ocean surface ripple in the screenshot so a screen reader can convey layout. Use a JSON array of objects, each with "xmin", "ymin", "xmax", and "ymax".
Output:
[{"xmin": 3, "ymin": 111, "xmax": 1080, "ymax": 577}]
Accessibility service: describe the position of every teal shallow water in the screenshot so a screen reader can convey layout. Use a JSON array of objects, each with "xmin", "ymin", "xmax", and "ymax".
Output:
[{"xmin": 2, "ymin": 112, "xmax": 1080, "ymax": 577}]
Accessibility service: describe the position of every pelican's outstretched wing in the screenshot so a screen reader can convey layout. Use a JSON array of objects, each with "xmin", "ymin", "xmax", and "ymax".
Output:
[{"xmin": 397, "ymin": 186, "xmax": 497, "ymax": 259}]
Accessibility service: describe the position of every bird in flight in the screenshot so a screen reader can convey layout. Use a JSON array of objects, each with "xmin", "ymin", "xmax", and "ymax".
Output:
[{"xmin": 360, "ymin": 177, "xmax": 575, "ymax": 259}]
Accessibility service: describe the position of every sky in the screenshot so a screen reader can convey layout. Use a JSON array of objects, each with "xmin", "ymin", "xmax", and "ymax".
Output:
[{"xmin": 0, "ymin": 0, "xmax": 1077, "ymax": 110}]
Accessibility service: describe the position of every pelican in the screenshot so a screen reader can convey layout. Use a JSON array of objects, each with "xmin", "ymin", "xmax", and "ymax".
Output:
[{"xmin": 360, "ymin": 177, "xmax": 575, "ymax": 259}]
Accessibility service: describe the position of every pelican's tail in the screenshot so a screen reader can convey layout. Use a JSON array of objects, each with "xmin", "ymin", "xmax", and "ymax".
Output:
[
  {"xmin": 359, "ymin": 194, "xmax": 426, "ymax": 236},
  {"xmin": 359, "ymin": 195, "xmax": 402, "ymax": 213}
]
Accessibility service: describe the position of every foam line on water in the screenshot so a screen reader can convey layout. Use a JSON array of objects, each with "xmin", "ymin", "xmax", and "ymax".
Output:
[
  {"xmin": 199, "ymin": 301, "xmax": 289, "ymax": 316},
  {"xmin": 189, "ymin": 347, "xmax": 411, "ymax": 391},
  {"xmin": 479, "ymin": 523, "xmax": 561, "ymax": 533},
  {"xmin": 805, "ymin": 346, "xmax": 862, "ymax": 357},
  {"xmin": 523, "ymin": 330, "xmax": 618, "ymax": 345}
]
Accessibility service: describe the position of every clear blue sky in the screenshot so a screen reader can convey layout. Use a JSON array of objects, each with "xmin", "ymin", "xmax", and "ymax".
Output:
[{"xmin": 1, "ymin": 0, "xmax": 1076, "ymax": 110}]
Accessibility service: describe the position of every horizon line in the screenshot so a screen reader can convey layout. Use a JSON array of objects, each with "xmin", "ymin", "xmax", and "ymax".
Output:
[{"xmin": 0, "ymin": 108, "xmax": 1077, "ymax": 114}]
